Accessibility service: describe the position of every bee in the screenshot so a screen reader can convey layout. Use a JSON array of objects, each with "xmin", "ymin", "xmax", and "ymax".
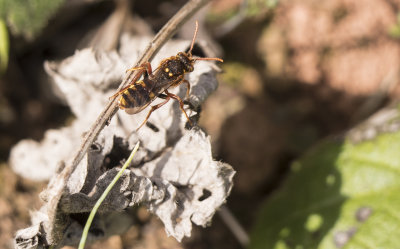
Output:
[{"xmin": 109, "ymin": 21, "xmax": 223, "ymax": 130}]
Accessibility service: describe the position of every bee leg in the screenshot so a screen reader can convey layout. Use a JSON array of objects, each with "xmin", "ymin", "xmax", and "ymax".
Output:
[
  {"xmin": 182, "ymin": 80, "xmax": 190, "ymax": 99},
  {"xmin": 171, "ymin": 76, "xmax": 190, "ymax": 99},
  {"xmin": 143, "ymin": 62, "xmax": 153, "ymax": 75},
  {"xmin": 165, "ymin": 90, "xmax": 193, "ymax": 126},
  {"xmin": 126, "ymin": 62, "xmax": 153, "ymax": 75},
  {"xmin": 125, "ymin": 66, "xmax": 145, "ymax": 73},
  {"xmin": 136, "ymin": 96, "xmax": 171, "ymax": 131}
]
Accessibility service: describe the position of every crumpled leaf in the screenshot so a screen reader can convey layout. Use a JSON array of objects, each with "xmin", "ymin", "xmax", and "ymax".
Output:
[
  {"xmin": 132, "ymin": 129, "xmax": 234, "ymax": 239},
  {"xmin": 250, "ymin": 103, "xmax": 400, "ymax": 249},
  {"xmin": 11, "ymin": 33, "xmax": 234, "ymax": 248}
]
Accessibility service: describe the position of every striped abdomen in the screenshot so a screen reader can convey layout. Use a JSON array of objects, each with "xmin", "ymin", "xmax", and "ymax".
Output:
[{"xmin": 118, "ymin": 80, "xmax": 154, "ymax": 114}]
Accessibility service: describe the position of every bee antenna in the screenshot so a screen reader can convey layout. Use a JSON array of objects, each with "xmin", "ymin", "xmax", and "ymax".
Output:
[
  {"xmin": 194, "ymin": 57, "xmax": 224, "ymax": 63},
  {"xmin": 188, "ymin": 21, "xmax": 199, "ymax": 56}
]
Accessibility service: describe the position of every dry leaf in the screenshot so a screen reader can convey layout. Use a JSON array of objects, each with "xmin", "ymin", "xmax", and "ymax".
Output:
[{"xmin": 12, "ymin": 33, "xmax": 234, "ymax": 248}]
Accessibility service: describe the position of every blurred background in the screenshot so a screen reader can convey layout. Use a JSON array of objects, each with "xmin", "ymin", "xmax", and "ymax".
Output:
[{"xmin": 1, "ymin": 0, "xmax": 400, "ymax": 248}]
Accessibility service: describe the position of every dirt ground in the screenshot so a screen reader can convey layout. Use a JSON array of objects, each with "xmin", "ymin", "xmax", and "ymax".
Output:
[{"xmin": 1, "ymin": 0, "xmax": 400, "ymax": 248}]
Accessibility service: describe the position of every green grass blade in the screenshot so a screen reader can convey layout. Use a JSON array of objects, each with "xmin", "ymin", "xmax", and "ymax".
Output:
[{"xmin": 78, "ymin": 141, "xmax": 140, "ymax": 249}]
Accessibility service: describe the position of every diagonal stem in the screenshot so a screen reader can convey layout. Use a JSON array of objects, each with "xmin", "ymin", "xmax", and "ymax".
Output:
[
  {"xmin": 66, "ymin": 0, "xmax": 211, "ymax": 187},
  {"xmin": 46, "ymin": 0, "xmax": 211, "ymax": 244}
]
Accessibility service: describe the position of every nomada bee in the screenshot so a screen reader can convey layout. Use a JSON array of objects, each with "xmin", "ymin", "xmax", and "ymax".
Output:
[{"xmin": 110, "ymin": 21, "xmax": 223, "ymax": 130}]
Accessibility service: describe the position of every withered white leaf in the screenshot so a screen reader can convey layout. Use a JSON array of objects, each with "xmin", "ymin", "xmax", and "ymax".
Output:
[{"xmin": 12, "ymin": 32, "xmax": 234, "ymax": 248}]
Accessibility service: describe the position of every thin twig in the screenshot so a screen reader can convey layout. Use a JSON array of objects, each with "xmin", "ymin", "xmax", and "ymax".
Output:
[
  {"xmin": 218, "ymin": 205, "xmax": 250, "ymax": 248},
  {"xmin": 66, "ymin": 0, "xmax": 211, "ymax": 185},
  {"xmin": 46, "ymin": 0, "xmax": 211, "ymax": 244}
]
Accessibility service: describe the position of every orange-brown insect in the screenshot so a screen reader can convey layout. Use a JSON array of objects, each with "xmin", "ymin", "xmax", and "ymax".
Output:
[{"xmin": 110, "ymin": 21, "xmax": 223, "ymax": 130}]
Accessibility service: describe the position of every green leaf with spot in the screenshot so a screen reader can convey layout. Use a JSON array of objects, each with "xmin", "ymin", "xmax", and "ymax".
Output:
[
  {"xmin": 250, "ymin": 107, "xmax": 400, "ymax": 249},
  {"xmin": 0, "ymin": 0, "xmax": 64, "ymax": 39}
]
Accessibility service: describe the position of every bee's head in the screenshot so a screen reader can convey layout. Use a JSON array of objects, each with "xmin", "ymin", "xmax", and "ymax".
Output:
[{"xmin": 177, "ymin": 52, "xmax": 194, "ymax": 73}]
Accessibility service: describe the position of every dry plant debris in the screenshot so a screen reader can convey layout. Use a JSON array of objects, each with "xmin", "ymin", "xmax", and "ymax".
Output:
[{"xmin": 11, "ymin": 33, "xmax": 234, "ymax": 248}]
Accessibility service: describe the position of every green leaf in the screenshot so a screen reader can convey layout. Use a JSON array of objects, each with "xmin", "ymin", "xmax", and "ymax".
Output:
[
  {"xmin": 0, "ymin": 0, "xmax": 64, "ymax": 39},
  {"xmin": 0, "ymin": 18, "xmax": 9, "ymax": 73},
  {"xmin": 250, "ymin": 109, "xmax": 400, "ymax": 248}
]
